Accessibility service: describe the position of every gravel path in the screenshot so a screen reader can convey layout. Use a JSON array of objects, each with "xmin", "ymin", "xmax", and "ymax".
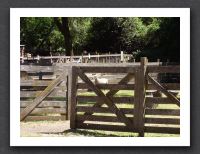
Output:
[{"xmin": 20, "ymin": 120, "xmax": 84, "ymax": 137}]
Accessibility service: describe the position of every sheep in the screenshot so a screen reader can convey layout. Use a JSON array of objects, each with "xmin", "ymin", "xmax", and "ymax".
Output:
[
  {"xmin": 94, "ymin": 77, "xmax": 108, "ymax": 85},
  {"xmin": 87, "ymin": 74, "xmax": 108, "ymax": 92}
]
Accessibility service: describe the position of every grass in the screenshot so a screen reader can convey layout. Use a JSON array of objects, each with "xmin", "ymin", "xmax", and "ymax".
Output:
[
  {"xmin": 76, "ymin": 90, "xmax": 180, "ymax": 137},
  {"xmin": 21, "ymin": 90, "xmax": 180, "ymax": 137}
]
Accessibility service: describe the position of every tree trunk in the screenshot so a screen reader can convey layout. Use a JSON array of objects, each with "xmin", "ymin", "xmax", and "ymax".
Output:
[{"xmin": 54, "ymin": 17, "xmax": 73, "ymax": 56}]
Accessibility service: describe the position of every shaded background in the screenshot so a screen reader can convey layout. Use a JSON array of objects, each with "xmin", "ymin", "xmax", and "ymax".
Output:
[
  {"xmin": 20, "ymin": 17, "xmax": 180, "ymax": 62},
  {"xmin": 0, "ymin": 0, "xmax": 197, "ymax": 153}
]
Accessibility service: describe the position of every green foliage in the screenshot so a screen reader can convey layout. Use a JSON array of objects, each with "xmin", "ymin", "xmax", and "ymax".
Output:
[
  {"xmin": 20, "ymin": 17, "xmax": 180, "ymax": 61},
  {"xmin": 20, "ymin": 17, "xmax": 55, "ymax": 54},
  {"xmin": 68, "ymin": 17, "xmax": 92, "ymax": 53}
]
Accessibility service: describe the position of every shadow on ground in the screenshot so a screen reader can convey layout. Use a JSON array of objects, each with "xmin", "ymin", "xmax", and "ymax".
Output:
[{"xmin": 39, "ymin": 129, "xmax": 133, "ymax": 137}]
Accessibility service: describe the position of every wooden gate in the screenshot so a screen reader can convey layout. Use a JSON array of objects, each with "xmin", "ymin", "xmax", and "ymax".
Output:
[{"xmin": 68, "ymin": 57, "xmax": 180, "ymax": 136}]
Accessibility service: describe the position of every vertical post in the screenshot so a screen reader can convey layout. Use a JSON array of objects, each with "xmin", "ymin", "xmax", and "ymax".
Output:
[
  {"xmin": 109, "ymin": 52, "xmax": 111, "ymax": 63},
  {"xmin": 50, "ymin": 52, "xmax": 53, "ymax": 64},
  {"xmin": 22, "ymin": 56, "xmax": 24, "ymax": 64},
  {"xmin": 121, "ymin": 51, "xmax": 124, "ymax": 63},
  {"xmin": 97, "ymin": 53, "xmax": 99, "ymax": 63},
  {"xmin": 134, "ymin": 57, "xmax": 148, "ymax": 137},
  {"xmin": 103, "ymin": 58, "xmax": 105, "ymax": 63},
  {"xmin": 37, "ymin": 55, "xmax": 40, "ymax": 64},
  {"xmin": 157, "ymin": 58, "xmax": 160, "ymax": 65},
  {"xmin": 81, "ymin": 54, "xmax": 84, "ymax": 63},
  {"xmin": 66, "ymin": 74, "xmax": 69, "ymax": 120},
  {"xmin": 38, "ymin": 71, "xmax": 43, "ymax": 80},
  {"xmin": 68, "ymin": 66, "xmax": 78, "ymax": 129}
]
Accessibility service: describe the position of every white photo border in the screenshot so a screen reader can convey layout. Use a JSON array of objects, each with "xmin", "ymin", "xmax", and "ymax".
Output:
[{"xmin": 10, "ymin": 8, "xmax": 190, "ymax": 146}]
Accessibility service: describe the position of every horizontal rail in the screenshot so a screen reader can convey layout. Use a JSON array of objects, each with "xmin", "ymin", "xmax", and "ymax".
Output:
[
  {"xmin": 20, "ymin": 90, "xmax": 66, "ymax": 98},
  {"xmin": 144, "ymin": 126, "xmax": 180, "ymax": 134},
  {"xmin": 77, "ymin": 115, "xmax": 179, "ymax": 124},
  {"xmin": 147, "ymin": 66, "xmax": 180, "ymax": 73},
  {"xmin": 20, "ymin": 107, "xmax": 66, "ymax": 114},
  {"xmin": 24, "ymin": 115, "xmax": 66, "ymax": 121},
  {"xmin": 77, "ymin": 83, "xmax": 180, "ymax": 90},
  {"xmin": 146, "ymin": 97, "xmax": 180, "ymax": 104},
  {"xmin": 21, "ymin": 101, "xmax": 66, "ymax": 108},
  {"xmin": 77, "ymin": 96, "xmax": 134, "ymax": 104},
  {"xmin": 76, "ymin": 123, "xmax": 135, "ymax": 132},
  {"xmin": 77, "ymin": 106, "xmax": 180, "ymax": 116},
  {"xmin": 79, "ymin": 66, "xmax": 137, "ymax": 73}
]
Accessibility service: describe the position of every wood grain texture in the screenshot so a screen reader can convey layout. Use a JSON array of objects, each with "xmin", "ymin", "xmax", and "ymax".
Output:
[
  {"xmin": 147, "ymin": 75, "xmax": 180, "ymax": 107},
  {"xmin": 77, "ymin": 68, "xmax": 133, "ymax": 128},
  {"xmin": 20, "ymin": 75, "xmax": 63, "ymax": 121}
]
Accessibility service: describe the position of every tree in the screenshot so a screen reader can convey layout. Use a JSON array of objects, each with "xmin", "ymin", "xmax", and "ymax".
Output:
[{"xmin": 54, "ymin": 17, "xmax": 73, "ymax": 56}]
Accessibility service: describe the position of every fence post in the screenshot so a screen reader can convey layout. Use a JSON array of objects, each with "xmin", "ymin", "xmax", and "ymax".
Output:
[
  {"xmin": 37, "ymin": 55, "xmax": 40, "ymax": 64},
  {"xmin": 97, "ymin": 53, "xmax": 99, "ymax": 63},
  {"xmin": 68, "ymin": 66, "xmax": 78, "ymax": 129},
  {"xmin": 109, "ymin": 52, "xmax": 111, "ymax": 63},
  {"xmin": 134, "ymin": 57, "xmax": 148, "ymax": 137},
  {"xmin": 120, "ymin": 51, "xmax": 124, "ymax": 63}
]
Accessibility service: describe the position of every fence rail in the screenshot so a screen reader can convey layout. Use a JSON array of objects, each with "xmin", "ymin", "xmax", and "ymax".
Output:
[
  {"xmin": 20, "ymin": 57, "xmax": 180, "ymax": 136},
  {"xmin": 20, "ymin": 52, "xmax": 133, "ymax": 64},
  {"xmin": 68, "ymin": 57, "xmax": 180, "ymax": 136}
]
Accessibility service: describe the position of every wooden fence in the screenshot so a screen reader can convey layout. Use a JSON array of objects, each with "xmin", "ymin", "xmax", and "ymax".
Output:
[
  {"xmin": 20, "ymin": 58, "xmax": 180, "ymax": 136},
  {"xmin": 20, "ymin": 63, "xmax": 139, "ymax": 121},
  {"xmin": 20, "ymin": 64, "xmax": 68, "ymax": 121},
  {"xmin": 20, "ymin": 52, "xmax": 132, "ymax": 64},
  {"xmin": 68, "ymin": 57, "xmax": 180, "ymax": 136}
]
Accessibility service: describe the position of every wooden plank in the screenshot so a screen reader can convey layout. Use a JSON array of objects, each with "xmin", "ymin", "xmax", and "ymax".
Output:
[
  {"xmin": 21, "ymin": 101, "xmax": 66, "ymax": 108},
  {"xmin": 20, "ymin": 74, "xmax": 63, "ymax": 121},
  {"xmin": 78, "ymin": 83, "xmax": 135, "ymax": 90},
  {"xmin": 134, "ymin": 57, "xmax": 147, "ymax": 136},
  {"xmin": 145, "ymin": 109, "xmax": 180, "ymax": 116},
  {"xmin": 147, "ymin": 83, "xmax": 180, "ymax": 90},
  {"xmin": 20, "ymin": 90, "xmax": 66, "ymax": 98},
  {"xmin": 76, "ymin": 123, "xmax": 136, "ymax": 132},
  {"xmin": 77, "ymin": 115, "xmax": 179, "ymax": 125},
  {"xmin": 77, "ymin": 115, "xmax": 121, "ymax": 122},
  {"xmin": 77, "ymin": 106, "xmax": 132, "ymax": 114},
  {"xmin": 147, "ymin": 66, "xmax": 180, "ymax": 73},
  {"xmin": 20, "ymin": 80, "xmax": 52, "ymax": 87},
  {"xmin": 145, "ymin": 118, "xmax": 179, "ymax": 124},
  {"xmin": 68, "ymin": 66, "xmax": 78, "ymax": 128},
  {"xmin": 146, "ymin": 97, "xmax": 179, "ymax": 104},
  {"xmin": 80, "ymin": 66, "xmax": 136, "ymax": 73},
  {"xmin": 77, "ymin": 83, "xmax": 179, "ymax": 90},
  {"xmin": 20, "ymin": 65, "xmax": 54, "ymax": 72},
  {"xmin": 54, "ymin": 62, "xmax": 159, "ymax": 68},
  {"xmin": 77, "ymin": 106, "xmax": 179, "ymax": 116},
  {"xmin": 77, "ymin": 96, "xmax": 134, "ymax": 104},
  {"xmin": 145, "ymin": 126, "xmax": 180, "ymax": 134},
  {"xmin": 20, "ymin": 96, "xmax": 66, "ymax": 101},
  {"xmin": 20, "ymin": 108, "xmax": 66, "ymax": 114},
  {"xmin": 27, "ymin": 72, "xmax": 54, "ymax": 76},
  {"xmin": 24, "ymin": 115, "xmax": 66, "ymax": 121},
  {"xmin": 77, "ymin": 68, "xmax": 134, "ymax": 128},
  {"xmin": 147, "ymin": 75, "xmax": 180, "ymax": 107}
]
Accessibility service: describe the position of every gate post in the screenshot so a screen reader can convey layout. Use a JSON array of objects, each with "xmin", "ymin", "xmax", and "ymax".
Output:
[
  {"xmin": 134, "ymin": 57, "xmax": 148, "ymax": 137},
  {"xmin": 68, "ymin": 66, "xmax": 78, "ymax": 129}
]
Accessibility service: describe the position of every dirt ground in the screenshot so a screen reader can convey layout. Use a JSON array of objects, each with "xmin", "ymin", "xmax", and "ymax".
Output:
[{"xmin": 20, "ymin": 120, "xmax": 85, "ymax": 137}]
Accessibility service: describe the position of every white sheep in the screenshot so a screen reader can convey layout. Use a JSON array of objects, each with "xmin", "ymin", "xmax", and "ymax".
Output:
[
  {"xmin": 87, "ymin": 74, "xmax": 109, "ymax": 92},
  {"xmin": 94, "ymin": 77, "xmax": 108, "ymax": 85}
]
